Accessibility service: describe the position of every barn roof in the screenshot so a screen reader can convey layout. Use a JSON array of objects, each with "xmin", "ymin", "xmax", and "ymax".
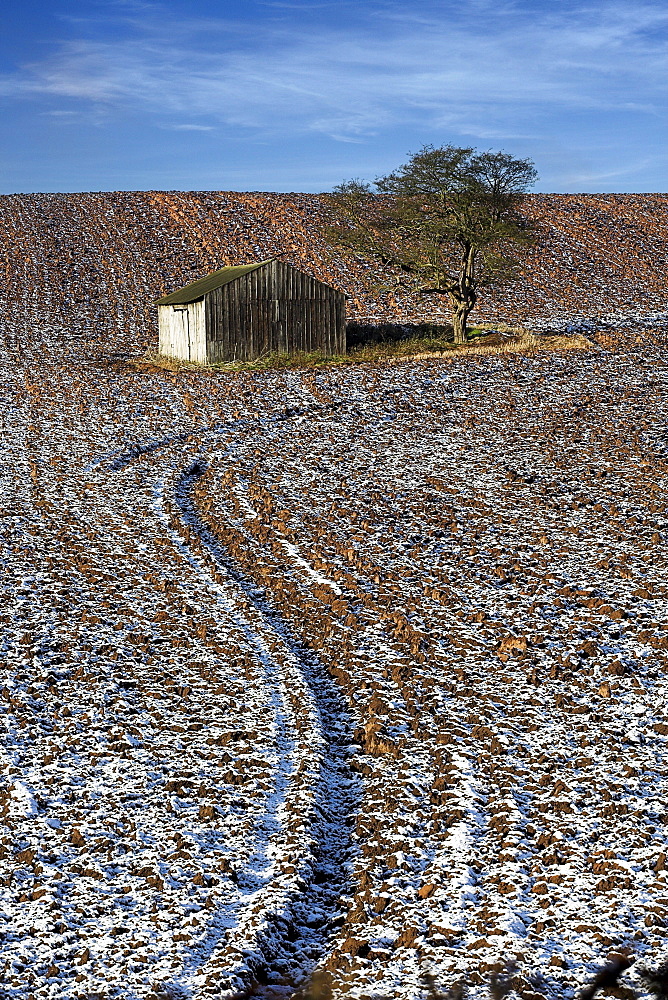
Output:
[{"xmin": 154, "ymin": 260, "xmax": 273, "ymax": 305}]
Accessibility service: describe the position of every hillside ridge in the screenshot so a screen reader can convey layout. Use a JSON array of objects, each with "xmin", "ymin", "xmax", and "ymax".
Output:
[{"xmin": 1, "ymin": 191, "xmax": 666, "ymax": 354}]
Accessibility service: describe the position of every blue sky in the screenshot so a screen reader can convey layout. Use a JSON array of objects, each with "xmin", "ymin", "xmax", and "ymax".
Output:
[{"xmin": 1, "ymin": 0, "xmax": 666, "ymax": 193}]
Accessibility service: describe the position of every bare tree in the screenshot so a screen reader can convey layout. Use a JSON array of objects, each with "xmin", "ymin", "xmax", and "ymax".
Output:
[{"xmin": 328, "ymin": 145, "xmax": 538, "ymax": 343}]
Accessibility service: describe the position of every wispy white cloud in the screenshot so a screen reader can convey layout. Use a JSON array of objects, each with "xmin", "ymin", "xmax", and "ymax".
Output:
[
  {"xmin": 557, "ymin": 153, "xmax": 668, "ymax": 186},
  {"xmin": 161, "ymin": 123, "xmax": 215, "ymax": 131},
  {"xmin": 0, "ymin": 0, "xmax": 665, "ymax": 147}
]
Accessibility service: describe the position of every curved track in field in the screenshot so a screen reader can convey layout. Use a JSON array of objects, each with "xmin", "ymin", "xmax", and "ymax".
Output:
[{"xmin": 110, "ymin": 434, "xmax": 362, "ymax": 997}]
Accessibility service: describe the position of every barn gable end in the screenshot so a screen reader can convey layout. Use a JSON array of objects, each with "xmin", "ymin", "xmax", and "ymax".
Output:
[{"xmin": 156, "ymin": 259, "xmax": 345, "ymax": 364}]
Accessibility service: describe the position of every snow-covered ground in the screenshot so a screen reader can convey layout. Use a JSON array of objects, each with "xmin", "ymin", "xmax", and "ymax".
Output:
[{"xmin": 1, "ymin": 319, "xmax": 668, "ymax": 999}]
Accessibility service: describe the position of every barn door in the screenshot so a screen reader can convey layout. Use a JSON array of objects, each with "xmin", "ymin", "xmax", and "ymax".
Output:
[
  {"xmin": 172, "ymin": 306, "xmax": 190, "ymax": 360},
  {"xmin": 188, "ymin": 300, "xmax": 206, "ymax": 364}
]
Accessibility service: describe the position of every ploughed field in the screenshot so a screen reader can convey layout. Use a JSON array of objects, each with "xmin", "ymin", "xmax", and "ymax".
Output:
[
  {"xmin": 1, "ymin": 192, "xmax": 668, "ymax": 999},
  {"xmin": 0, "ymin": 190, "xmax": 667, "ymax": 339}
]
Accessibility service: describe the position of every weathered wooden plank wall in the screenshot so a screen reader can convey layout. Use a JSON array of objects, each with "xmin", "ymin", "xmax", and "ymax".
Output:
[
  {"xmin": 206, "ymin": 260, "xmax": 345, "ymax": 363},
  {"xmin": 158, "ymin": 300, "xmax": 206, "ymax": 361}
]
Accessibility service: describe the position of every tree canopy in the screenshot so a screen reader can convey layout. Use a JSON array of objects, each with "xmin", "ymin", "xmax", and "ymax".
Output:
[{"xmin": 328, "ymin": 145, "xmax": 538, "ymax": 343}]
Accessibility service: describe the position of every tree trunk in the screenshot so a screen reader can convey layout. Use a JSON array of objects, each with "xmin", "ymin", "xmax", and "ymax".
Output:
[
  {"xmin": 452, "ymin": 305, "xmax": 471, "ymax": 344},
  {"xmin": 450, "ymin": 241, "xmax": 477, "ymax": 344}
]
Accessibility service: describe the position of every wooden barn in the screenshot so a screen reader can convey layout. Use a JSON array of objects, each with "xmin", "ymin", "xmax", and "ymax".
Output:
[{"xmin": 155, "ymin": 259, "xmax": 346, "ymax": 364}]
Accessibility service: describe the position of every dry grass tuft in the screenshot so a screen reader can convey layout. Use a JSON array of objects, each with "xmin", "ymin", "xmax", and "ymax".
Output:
[{"xmin": 130, "ymin": 327, "xmax": 593, "ymax": 376}]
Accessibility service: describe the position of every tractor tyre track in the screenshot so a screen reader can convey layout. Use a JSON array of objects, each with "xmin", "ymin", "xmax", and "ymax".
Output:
[{"xmin": 148, "ymin": 455, "xmax": 361, "ymax": 997}]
